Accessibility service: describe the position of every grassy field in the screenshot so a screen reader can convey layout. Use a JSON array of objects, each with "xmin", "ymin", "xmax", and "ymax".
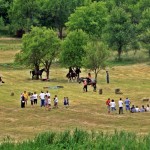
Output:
[{"xmin": 0, "ymin": 38, "xmax": 150, "ymax": 142}]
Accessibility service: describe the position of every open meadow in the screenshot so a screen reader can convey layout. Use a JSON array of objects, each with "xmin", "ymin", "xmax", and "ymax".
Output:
[{"xmin": 0, "ymin": 38, "xmax": 150, "ymax": 142}]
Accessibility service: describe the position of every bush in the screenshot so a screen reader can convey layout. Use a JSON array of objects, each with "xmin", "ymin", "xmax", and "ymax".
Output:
[{"xmin": 0, "ymin": 129, "xmax": 150, "ymax": 150}]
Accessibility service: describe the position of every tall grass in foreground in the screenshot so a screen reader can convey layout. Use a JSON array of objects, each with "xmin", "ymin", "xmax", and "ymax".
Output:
[{"xmin": 0, "ymin": 129, "xmax": 150, "ymax": 150}]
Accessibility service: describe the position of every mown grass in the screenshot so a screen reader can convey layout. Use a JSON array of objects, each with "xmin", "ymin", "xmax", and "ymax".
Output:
[
  {"xmin": 0, "ymin": 129, "xmax": 150, "ymax": 150},
  {"xmin": 0, "ymin": 38, "xmax": 150, "ymax": 143}
]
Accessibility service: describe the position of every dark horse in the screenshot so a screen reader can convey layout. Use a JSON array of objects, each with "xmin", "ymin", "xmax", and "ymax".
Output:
[
  {"xmin": 75, "ymin": 67, "xmax": 81, "ymax": 80},
  {"xmin": 30, "ymin": 68, "xmax": 45, "ymax": 79},
  {"xmin": 78, "ymin": 77, "xmax": 97, "ymax": 92},
  {"xmin": 66, "ymin": 72, "xmax": 77, "ymax": 82}
]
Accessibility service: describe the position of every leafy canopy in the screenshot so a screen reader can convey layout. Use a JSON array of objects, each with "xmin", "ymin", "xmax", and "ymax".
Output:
[
  {"xmin": 66, "ymin": 1, "xmax": 108, "ymax": 38},
  {"xmin": 60, "ymin": 30, "xmax": 89, "ymax": 68}
]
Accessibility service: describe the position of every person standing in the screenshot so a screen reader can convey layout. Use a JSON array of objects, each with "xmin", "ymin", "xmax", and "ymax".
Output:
[
  {"xmin": 110, "ymin": 99, "xmax": 116, "ymax": 112},
  {"xmin": 47, "ymin": 96, "xmax": 51, "ymax": 110},
  {"xmin": 124, "ymin": 98, "xmax": 131, "ymax": 111},
  {"xmin": 33, "ymin": 92, "xmax": 38, "ymax": 105},
  {"xmin": 39, "ymin": 91, "xmax": 45, "ymax": 107},
  {"xmin": 118, "ymin": 98, "xmax": 123, "ymax": 114},
  {"xmin": 106, "ymin": 71, "xmax": 109, "ymax": 84},
  {"xmin": 20, "ymin": 93, "xmax": 25, "ymax": 108},
  {"xmin": 83, "ymin": 79, "xmax": 87, "ymax": 92},
  {"xmin": 106, "ymin": 98, "xmax": 111, "ymax": 113},
  {"xmin": 54, "ymin": 95, "xmax": 58, "ymax": 108},
  {"xmin": 45, "ymin": 91, "xmax": 50, "ymax": 97},
  {"xmin": 23, "ymin": 91, "xmax": 28, "ymax": 106},
  {"xmin": 30, "ymin": 93, "xmax": 34, "ymax": 107}
]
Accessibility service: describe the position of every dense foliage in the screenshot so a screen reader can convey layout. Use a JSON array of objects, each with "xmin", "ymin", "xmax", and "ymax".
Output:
[
  {"xmin": 0, "ymin": 0, "xmax": 150, "ymax": 79},
  {"xmin": 0, "ymin": 129, "xmax": 150, "ymax": 150},
  {"xmin": 15, "ymin": 27, "xmax": 61, "ymax": 79}
]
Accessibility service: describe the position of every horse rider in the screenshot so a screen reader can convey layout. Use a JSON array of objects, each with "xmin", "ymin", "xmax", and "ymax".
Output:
[
  {"xmin": 75, "ymin": 67, "xmax": 81, "ymax": 79},
  {"xmin": 88, "ymin": 73, "xmax": 92, "ymax": 79},
  {"xmin": 69, "ymin": 67, "xmax": 73, "ymax": 73}
]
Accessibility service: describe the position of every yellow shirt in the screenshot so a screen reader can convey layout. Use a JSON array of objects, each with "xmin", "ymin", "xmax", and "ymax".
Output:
[{"xmin": 23, "ymin": 93, "xmax": 28, "ymax": 100}]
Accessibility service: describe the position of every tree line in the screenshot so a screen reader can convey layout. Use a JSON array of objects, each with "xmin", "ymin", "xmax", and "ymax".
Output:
[{"xmin": 0, "ymin": 0, "xmax": 149, "ymax": 80}]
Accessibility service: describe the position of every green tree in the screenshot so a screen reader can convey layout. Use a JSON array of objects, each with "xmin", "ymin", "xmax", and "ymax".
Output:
[
  {"xmin": 83, "ymin": 41, "xmax": 109, "ymax": 81},
  {"xmin": 60, "ymin": 30, "xmax": 89, "ymax": 68},
  {"xmin": 38, "ymin": 0, "xmax": 88, "ymax": 39},
  {"xmin": 8, "ymin": 0, "xmax": 39, "ymax": 34},
  {"xmin": 66, "ymin": 1, "xmax": 108, "ymax": 38},
  {"xmin": 140, "ymin": 8, "xmax": 150, "ymax": 58},
  {"xmin": 15, "ymin": 27, "xmax": 61, "ymax": 79},
  {"xmin": 0, "ymin": 0, "xmax": 12, "ymax": 24},
  {"xmin": 104, "ymin": 7, "xmax": 134, "ymax": 60},
  {"xmin": 40, "ymin": 28, "xmax": 61, "ymax": 79},
  {"xmin": 0, "ymin": 17, "xmax": 4, "ymax": 29}
]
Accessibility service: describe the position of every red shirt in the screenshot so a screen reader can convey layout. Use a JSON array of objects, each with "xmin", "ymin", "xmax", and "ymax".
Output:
[
  {"xmin": 83, "ymin": 80, "xmax": 87, "ymax": 86},
  {"xmin": 106, "ymin": 99, "xmax": 110, "ymax": 106}
]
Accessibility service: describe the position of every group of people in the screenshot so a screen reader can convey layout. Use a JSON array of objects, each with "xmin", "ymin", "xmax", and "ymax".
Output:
[
  {"xmin": 20, "ymin": 91, "xmax": 69, "ymax": 110},
  {"xmin": 106, "ymin": 97, "xmax": 150, "ymax": 114}
]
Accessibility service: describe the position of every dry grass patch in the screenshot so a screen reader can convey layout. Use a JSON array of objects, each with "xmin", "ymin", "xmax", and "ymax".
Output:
[{"xmin": 0, "ymin": 39, "xmax": 150, "ymax": 141}]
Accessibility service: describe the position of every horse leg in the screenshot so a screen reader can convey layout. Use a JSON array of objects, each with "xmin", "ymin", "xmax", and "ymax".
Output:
[{"xmin": 93, "ymin": 84, "xmax": 96, "ymax": 92}]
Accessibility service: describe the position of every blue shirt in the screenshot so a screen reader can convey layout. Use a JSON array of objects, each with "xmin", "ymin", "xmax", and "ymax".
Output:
[{"xmin": 124, "ymin": 99, "xmax": 130, "ymax": 105}]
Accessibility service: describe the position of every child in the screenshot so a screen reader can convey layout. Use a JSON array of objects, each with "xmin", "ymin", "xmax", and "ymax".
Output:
[
  {"xmin": 54, "ymin": 95, "xmax": 58, "ymax": 108},
  {"xmin": 63, "ymin": 97, "xmax": 67, "ymax": 107},
  {"xmin": 20, "ymin": 93, "xmax": 25, "ymax": 108},
  {"xmin": 33, "ymin": 91, "xmax": 38, "ymax": 105},
  {"xmin": 64, "ymin": 97, "xmax": 69, "ymax": 108},
  {"xmin": 30, "ymin": 93, "xmax": 34, "ymax": 107},
  {"xmin": 66, "ymin": 97, "xmax": 69, "ymax": 106},
  {"xmin": 47, "ymin": 96, "xmax": 51, "ymax": 110},
  {"xmin": 45, "ymin": 95, "xmax": 48, "ymax": 109},
  {"xmin": 106, "ymin": 98, "xmax": 111, "ymax": 113}
]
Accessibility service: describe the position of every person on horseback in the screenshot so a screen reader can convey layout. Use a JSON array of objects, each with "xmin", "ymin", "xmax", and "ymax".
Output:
[
  {"xmin": 66, "ymin": 67, "xmax": 77, "ymax": 82},
  {"xmin": 75, "ymin": 67, "xmax": 81, "ymax": 80},
  {"xmin": 69, "ymin": 67, "xmax": 73, "ymax": 73}
]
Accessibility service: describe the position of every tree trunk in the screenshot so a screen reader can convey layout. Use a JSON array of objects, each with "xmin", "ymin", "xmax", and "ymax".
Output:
[
  {"xmin": 118, "ymin": 45, "xmax": 122, "ymax": 60},
  {"xmin": 94, "ymin": 69, "xmax": 98, "ymax": 82},
  {"xmin": 35, "ymin": 64, "xmax": 39, "ymax": 80},
  {"xmin": 58, "ymin": 27, "xmax": 63, "ymax": 39},
  {"xmin": 46, "ymin": 69, "xmax": 50, "ymax": 79},
  {"xmin": 44, "ymin": 61, "xmax": 52, "ymax": 79}
]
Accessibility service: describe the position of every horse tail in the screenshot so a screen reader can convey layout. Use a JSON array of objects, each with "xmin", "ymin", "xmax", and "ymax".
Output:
[
  {"xmin": 30, "ymin": 71, "xmax": 32, "ymax": 75},
  {"xmin": 66, "ymin": 73, "xmax": 69, "ymax": 78}
]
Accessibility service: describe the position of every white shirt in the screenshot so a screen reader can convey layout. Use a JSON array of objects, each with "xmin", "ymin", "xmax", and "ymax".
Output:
[
  {"xmin": 146, "ymin": 107, "xmax": 150, "ymax": 112},
  {"xmin": 54, "ymin": 97, "xmax": 58, "ymax": 103},
  {"xmin": 33, "ymin": 93, "xmax": 38, "ymax": 99},
  {"xmin": 39, "ymin": 93, "xmax": 45, "ymax": 99},
  {"xmin": 48, "ymin": 98, "xmax": 51, "ymax": 104},
  {"xmin": 45, "ymin": 92, "xmax": 50, "ymax": 97},
  {"xmin": 118, "ymin": 100, "xmax": 123, "ymax": 107},
  {"xmin": 110, "ymin": 102, "xmax": 116, "ymax": 108},
  {"xmin": 135, "ymin": 107, "xmax": 140, "ymax": 112}
]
